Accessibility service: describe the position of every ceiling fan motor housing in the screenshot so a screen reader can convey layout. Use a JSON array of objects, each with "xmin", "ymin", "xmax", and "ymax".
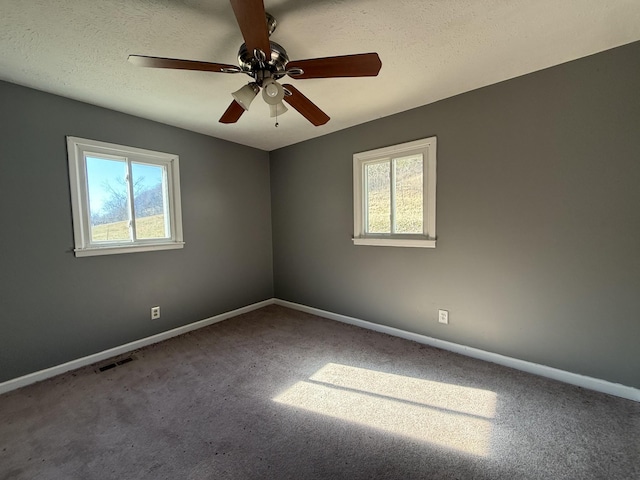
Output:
[{"xmin": 237, "ymin": 41, "xmax": 289, "ymax": 83}]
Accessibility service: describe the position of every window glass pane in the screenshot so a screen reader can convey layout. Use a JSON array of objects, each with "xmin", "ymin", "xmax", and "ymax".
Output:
[
  {"xmin": 394, "ymin": 154, "xmax": 423, "ymax": 234},
  {"xmin": 131, "ymin": 162, "xmax": 170, "ymax": 239},
  {"xmin": 365, "ymin": 161, "xmax": 390, "ymax": 233},
  {"xmin": 86, "ymin": 156, "xmax": 131, "ymax": 242}
]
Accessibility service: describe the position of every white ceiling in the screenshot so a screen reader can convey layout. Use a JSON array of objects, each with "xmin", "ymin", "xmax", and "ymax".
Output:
[{"xmin": 1, "ymin": 0, "xmax": 639, "ymax": 151}]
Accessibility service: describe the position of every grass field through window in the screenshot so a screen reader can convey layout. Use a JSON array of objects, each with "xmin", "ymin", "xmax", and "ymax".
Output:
[
  {"xmin": 367, "ymin": 164, "xmax": 423, "ymax": 234},
  {"xmin": 90, "ymin": 214, "xmax": 167, "ymax": 241}
]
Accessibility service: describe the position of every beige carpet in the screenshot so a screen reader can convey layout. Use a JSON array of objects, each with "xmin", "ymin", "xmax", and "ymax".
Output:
[{"xmin": 1, "ymin": 305, "xmax": 639, "ymax": 479}]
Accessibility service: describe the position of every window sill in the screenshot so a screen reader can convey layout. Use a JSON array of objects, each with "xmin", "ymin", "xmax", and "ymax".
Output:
[
  {"xmin": 74, "ymin": 241, "xmax": 185, "ymax": 257},
  {"xmin": 352, "ymin": 237, "xmax": 436, "ymax": 248}
]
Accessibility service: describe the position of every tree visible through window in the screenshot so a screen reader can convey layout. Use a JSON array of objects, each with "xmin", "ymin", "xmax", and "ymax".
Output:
[
  {"xmin": 67, "ymin": 137, "xmax": 184, "ymax": 257},
  {"xmin": 86, "ymin": 157, "xmax": 169, "ymax": 242}
]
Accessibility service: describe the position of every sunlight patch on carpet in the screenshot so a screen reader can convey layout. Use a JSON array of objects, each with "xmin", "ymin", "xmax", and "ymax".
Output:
[{"xmin": 273, "ymin": 363, "xmax": 496, "ymax": 457}]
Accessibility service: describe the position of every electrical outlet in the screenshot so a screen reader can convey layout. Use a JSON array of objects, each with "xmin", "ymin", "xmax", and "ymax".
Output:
[
  {"xmin": 438, "ymin": 309, "xmax": 449, "ymax": 325},
  {"xmin": 151, "ymin": 306, "xmax": 160, "ymax": 320}
]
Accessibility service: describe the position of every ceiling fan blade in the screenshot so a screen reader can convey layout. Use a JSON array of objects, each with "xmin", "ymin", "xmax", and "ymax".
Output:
[
  {"xmin": 286, "ymin": 53, "xmax": 381, "ymax": 79},
  {"xmin": 219, "ymin": 100, "xmax": 246, "ymax": 124},
  {"xmin": 229, "ymin": 0, "xmax": 271, "ymax": 62},
  {"xmin": 282, "ymin": 84, "xmax": 330, "ymax": 126},
  {"xmin": 128, "ymin": 55, "xmax": 240, "ymax": 73}
]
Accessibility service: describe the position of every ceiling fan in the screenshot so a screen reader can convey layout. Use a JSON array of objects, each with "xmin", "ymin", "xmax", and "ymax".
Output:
[{"xmin": 128, "ymin": 0, "xmax": 381, "ymax": 127}]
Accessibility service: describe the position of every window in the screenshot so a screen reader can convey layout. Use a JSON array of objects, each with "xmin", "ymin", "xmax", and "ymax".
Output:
[
  {"xmin": 67, "ymin": 136, "xmax": 184, "ymax": 257},
  {"xmin": 353, "ymin": 137, "xmax": 436, "ymax": 248}
]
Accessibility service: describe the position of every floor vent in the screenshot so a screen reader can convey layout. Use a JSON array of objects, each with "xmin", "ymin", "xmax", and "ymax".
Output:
[{"xmin": 96, "ymin": 356, "xmax": 135, "ymax": 373}]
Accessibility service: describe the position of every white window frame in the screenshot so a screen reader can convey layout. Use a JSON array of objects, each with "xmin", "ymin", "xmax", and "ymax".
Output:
[
  {"xmin": 67, "ymin": 136, "xmax": 184, "ymax": 257},
  {"xmin": 353, "ymin": 137, "xmax": 437, "ymax": 248}
]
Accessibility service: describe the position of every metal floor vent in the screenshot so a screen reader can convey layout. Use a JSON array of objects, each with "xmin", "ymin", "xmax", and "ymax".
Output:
[{"xmin": 97, "ymin": 356, "xmax": 135, "ymax": 373}]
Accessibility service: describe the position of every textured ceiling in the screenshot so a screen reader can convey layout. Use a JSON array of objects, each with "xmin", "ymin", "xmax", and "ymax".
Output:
[{"xmin": 1, "ymin": 0, "xmax": 639, "ymax": 151}]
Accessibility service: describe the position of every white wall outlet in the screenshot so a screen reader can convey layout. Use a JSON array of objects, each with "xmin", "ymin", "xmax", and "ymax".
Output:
[
  {"xmin": 438, "ymin": 309, "xmax": 449, "ymax": 324},
  {"xmin": 151, "ymin": 306, "xmax": 160, "ymax": 320}
]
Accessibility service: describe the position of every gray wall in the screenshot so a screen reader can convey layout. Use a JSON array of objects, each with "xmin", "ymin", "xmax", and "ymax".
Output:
[
  {"xmin": 3, "ymin": 41, "xmax": 639, "ymax": 390},
  {"xmin": 270, "ymin": 41, "xmax": 640, "ymax": 388},
  {"xmin": 0, "ymin": 81, "xmax": 273, "ymax": 382}
]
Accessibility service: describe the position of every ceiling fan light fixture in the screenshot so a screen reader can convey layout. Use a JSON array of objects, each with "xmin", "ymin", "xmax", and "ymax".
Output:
[
  {"xmin": 262, "ymin": 79, "xmax": 284, "ymax": 105},
  {"xmin": 269, "ymin": 101, "xmax": 288, "ymax": 117},
  {"xmin": 232, "ymin": 83, "xmax": 259, "ymax": 111}
]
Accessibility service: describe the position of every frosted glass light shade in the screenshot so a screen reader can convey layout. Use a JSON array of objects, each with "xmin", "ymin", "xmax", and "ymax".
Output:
[
  {"xmin": 269, "ymin": 102, "xmax": 288, "ymax": 117},
  {"xmin": 232, "ymin": 83, "xmax": 259, "ymax": 111},
  {"xmin": 262, "ymin": 80, "xmax": 284, "ymax": 105}
]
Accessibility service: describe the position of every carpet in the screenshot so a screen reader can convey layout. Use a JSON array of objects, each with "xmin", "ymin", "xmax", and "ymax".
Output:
[{"xmin": 1, "ymin": 305, "xmax": 638, "ymax": 479}]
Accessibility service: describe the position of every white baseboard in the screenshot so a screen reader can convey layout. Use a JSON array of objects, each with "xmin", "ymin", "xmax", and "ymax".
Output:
[
  {"xmin": 3, "ymin": 297, "xmax": 638, "ymax": 403},
  {"xmin": 274, "ymin": 299, "xmax": 640, "ymax": 403},
  {"xmin": 0, "ymin": 298, "xmax": 275, "ymax": 396}
]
